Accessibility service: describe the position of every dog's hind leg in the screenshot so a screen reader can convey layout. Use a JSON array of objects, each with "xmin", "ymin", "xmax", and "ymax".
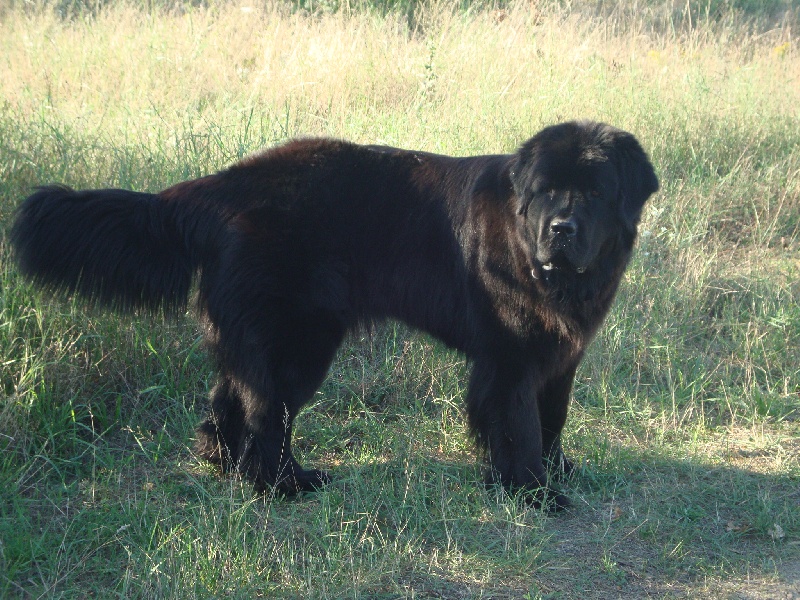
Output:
[
  {"xmin": 198, "ymin": 308, "xmax": 346, "ymax": 495},
  {"xmin": 195, "ymin": 376, "xmax": 246, "ymax": 472}
]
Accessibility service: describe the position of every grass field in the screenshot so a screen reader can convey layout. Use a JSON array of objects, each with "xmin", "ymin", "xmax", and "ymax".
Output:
[{"xmin": 1, "ymin": 0, "xmax": 799, "ymax": 597}]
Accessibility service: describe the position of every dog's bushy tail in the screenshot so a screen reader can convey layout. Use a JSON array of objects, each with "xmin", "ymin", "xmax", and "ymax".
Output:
[{"xmin": 11, "ymin": 185, "xmax": 202, "ymax": 313}]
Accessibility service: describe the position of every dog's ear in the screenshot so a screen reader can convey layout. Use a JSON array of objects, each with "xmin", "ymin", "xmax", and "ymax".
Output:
[
  {"xmin": 612, "ymin": 131, "xmax": 659, "ymax": 232},
  {"xmin": 509, "ymin": 139, "xmax": 544, "ymax": 216},
  {"xmin": 473, "ymin": 156, "xmax": 519, "ymax": 210}
]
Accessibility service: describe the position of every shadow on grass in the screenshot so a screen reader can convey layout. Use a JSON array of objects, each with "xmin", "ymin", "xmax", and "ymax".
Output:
[
  {"xmin": 309, "ymin": 445, "xmax": 798, "ymax": 599},
  {"xmin": 2, "ymin": 408, "xmax": 798, "ymax": 599}
]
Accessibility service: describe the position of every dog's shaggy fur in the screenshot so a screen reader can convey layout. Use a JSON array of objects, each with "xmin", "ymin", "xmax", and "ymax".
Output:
[{"xmin": 11, "ymin": 121, "xmax": 658, "ymax": 508}]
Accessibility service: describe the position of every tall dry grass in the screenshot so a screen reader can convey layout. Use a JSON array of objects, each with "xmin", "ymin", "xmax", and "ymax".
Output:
[
  {"xmin": 1, "ymin": 2, "xmax": 796, "ymax": 148},
  {"xmin": 0, "ymin": 2, "xmax": 798, "ymax": 598}
]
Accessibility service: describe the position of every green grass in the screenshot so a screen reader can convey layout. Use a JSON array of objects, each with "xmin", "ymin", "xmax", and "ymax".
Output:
[{"xmin": 1, "ymin": 1, "xmax": 799, "ymax": 597}]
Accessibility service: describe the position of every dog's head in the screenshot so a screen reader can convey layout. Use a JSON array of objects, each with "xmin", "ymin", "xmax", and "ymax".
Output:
[{"xmin": 509, "ymin": 121, "xmax": 659, "ymax": 283}]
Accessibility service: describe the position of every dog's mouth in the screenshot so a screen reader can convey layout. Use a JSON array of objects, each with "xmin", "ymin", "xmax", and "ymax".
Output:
[
  {"xmin": 540, "ymin": 262, "xmax": 586, "ymax": 274},
  {"xmin": 531, "ymin": 253, "xmax": 588, "ymax": 281}
]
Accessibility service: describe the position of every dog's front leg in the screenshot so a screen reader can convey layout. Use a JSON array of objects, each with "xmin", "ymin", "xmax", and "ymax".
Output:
[
  {"xmin": 539, "ymin": 362, "xmax": 580, "ymax": 481},
  {"xmin": 466, "ymin": 359, "xmax": 570, "ymax": 510}
]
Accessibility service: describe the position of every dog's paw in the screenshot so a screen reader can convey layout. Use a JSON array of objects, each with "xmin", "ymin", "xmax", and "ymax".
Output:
[
  {"xmin": 263, "ymin": 469, "xmax": 332, "ymax": 497},
  {"xmin": 545, "ymin": 449, "xmax": 576, "ymax": 482},
  {"xmin": 193, "ymin": 420, "xmax": 230, "ymax": 468},
  {"xmin": 528, "ymin": 487, "xmax": 571, "ymax": 512},
  {"xmin": 293, "ymin": 468, "xmax": 332, "ymax": 493}
]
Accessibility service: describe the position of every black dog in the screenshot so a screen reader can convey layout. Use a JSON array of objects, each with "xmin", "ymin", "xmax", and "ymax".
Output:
[{"xmin": 11, "ymin": 121, "xmax": 658, "ymax": 508}]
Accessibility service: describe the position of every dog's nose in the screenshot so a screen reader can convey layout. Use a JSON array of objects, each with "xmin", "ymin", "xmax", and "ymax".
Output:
[{"xmin": 550, "ymin": 219, "xmax": 577, "ymax": 237}]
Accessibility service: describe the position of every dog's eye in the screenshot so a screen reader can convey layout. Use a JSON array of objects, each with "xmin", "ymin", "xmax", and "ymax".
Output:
[{"xmin": 589, "ymin": 189, "xmax": 601, "ymax": 198}]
